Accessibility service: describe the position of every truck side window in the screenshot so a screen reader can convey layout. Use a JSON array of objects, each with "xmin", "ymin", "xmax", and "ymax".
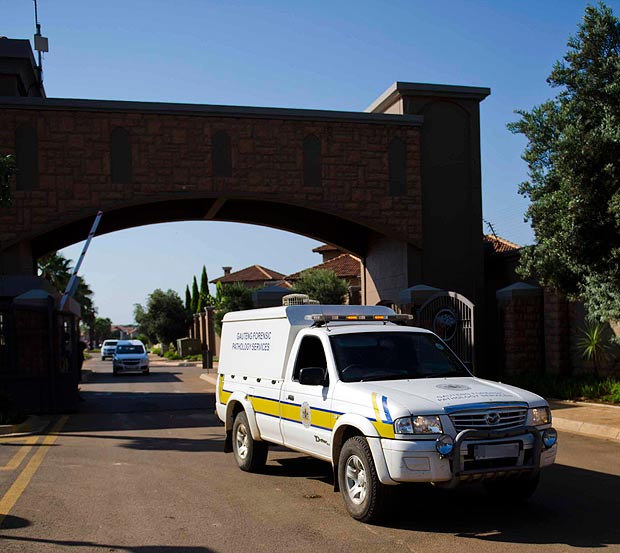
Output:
[{"xmin": 293, "ymin": 336, "xmax": 328, "ymax": 382}]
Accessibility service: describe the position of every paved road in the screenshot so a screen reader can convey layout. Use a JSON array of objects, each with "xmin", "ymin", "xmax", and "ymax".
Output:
[{"xmin": 1, "ymin": 356, "xmax": 619, "ymax": 552}]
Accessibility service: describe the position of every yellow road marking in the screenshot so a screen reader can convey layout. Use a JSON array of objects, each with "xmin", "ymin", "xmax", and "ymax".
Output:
[
  {"xmin": 0, "ymin": 415, "xmax": 68, "ymax": 527},
  {"xmin": 0, "ymin": 436, "xmax": 39, "ymax": 471}
]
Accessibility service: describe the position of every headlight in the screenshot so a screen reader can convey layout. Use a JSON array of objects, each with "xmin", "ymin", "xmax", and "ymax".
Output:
[
  {"xmin": 530, "ymin": 407, "xmax": 552, "ymax": 425},
  {"xmin": 394, "ymin": 415, "xmax": 443, "ymax": 435}
]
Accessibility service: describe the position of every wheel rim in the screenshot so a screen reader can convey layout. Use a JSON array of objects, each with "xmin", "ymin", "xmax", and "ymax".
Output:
[
  {"xmin": 344, "ymin": 454, "xmax": 367, "ymax": 505},
  {"xmin": 235, "ymin": 422, "xmax": 249, "ymax": 460}
]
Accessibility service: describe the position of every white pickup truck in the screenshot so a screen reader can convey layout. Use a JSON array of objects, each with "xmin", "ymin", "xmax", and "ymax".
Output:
[{"xmin": 215, "ymin": 305, "xmax": 557, "ymax": 522}]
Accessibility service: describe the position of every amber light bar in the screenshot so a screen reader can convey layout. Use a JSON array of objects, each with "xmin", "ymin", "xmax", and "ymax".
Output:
[{"xmin": 305, "ymin": 314, "xmax": 413, "ymax": 323}]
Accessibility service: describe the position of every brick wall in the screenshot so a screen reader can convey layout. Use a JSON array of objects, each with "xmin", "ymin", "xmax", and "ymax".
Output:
[
  {"xmin": 0, "ymin": 104, "xmax": 422, "ymax": 255},
  {"xmin": 499, "ymin": 294, "xmax": 544, "ymax": 375},
  {"xmin": 543, "ymin": 289, "xmax": 571, "ymax": 375}
]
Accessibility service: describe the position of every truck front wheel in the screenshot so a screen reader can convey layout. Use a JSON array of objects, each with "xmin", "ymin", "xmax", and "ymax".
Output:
[
  {"xmin": 232, "ymin": 411, "xmax": 268, "ymax": 472},
  {"xmin": 338, "ymin": 436, "xmax": 392, "ymax": 523}
]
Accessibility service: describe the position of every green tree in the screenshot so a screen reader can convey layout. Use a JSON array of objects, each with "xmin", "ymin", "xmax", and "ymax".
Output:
[
  {"xmin": 185, "ymin": 285, "xmax": 192, "ymax": 312},
  {"xmin": 0, "ymin": 154, "xmax": 16, "ymax": 207},
  {"xmin": 92, "ymin": 317, "xmax": 113, "ymax": 346},
  {"xmin": 191, "ymin": 276, "xmax": 199, "ymax": 313},
  {"xmin": 134, "ymin": 289, "xmax": 191, "ymax": 345},
  {"xmin": 291, "ymin": 268, "xmax": 349, "ymax": 305},
  {"xmin": 214, "ymin": 282, "xmax": 254, "ymax": 334},
  {"xmin": 508, "ymin": 3, "xmax": 620, "ymax": 322},
  {"xmin": 38, "ymin": 251, "xmax": 98, "ymax": 342},
  {"xmin": 197, "ymin": 265, "xmax": 213, "ymax": 312}
]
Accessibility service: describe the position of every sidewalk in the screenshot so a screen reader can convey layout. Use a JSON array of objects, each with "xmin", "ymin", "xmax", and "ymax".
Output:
[{"xmin": 549, "ymin": 400, "xmax": 620, "ymax": 442}]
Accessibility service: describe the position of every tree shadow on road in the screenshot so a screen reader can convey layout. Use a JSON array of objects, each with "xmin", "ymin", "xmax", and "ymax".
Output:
[
  {"xmin": 87, "ymin": 371, "xmax": 185, "ymax": 384},
  {"xmin": 0, "ymin": 534, "xmax": 218, "ymax": 552},
  {"xmin": 59, "ymin": 430, "xmax": 227, "ymax": 453},
  {"xmin": 383, "ymin": 463, "xmax": 620, "ymax": 548}
]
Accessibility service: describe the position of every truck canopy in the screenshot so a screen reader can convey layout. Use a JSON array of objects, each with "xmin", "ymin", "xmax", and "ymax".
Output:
[{"xmin": 219, "ymin": 305, "xmax": 396, "ymax": 380}]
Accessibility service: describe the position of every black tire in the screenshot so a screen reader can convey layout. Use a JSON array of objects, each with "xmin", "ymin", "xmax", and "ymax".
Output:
[
  {"xmin": 483, "ymin": 473, "xmax": 540, "ymax": 502},
  {"xmin": 232, "ymin": 411, "xmax": 268, "ymax": 472},
  {"xmin": 338, "ymin": 436, "xmax": 392, "ymax": 523}
]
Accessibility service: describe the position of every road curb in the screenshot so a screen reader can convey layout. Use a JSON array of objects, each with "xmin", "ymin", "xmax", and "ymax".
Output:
[
  {"xmin": 552, "ymin": 416, "xmax": 620, "ymax": 442},
  {"xmin": 0, "ymin": 415, "xmax": 49, "ymax": 436},
  {"xmin": 200, "ymin": 373, "xmax": 218, "ymax": 386}
]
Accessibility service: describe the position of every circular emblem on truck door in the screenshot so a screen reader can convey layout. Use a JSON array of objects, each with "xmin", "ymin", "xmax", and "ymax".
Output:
[
  {"xmin": 300, "ymin": 402, "xmax": 312, "ymax": 428},
  {"xmin": 485, "ymin": 412, "xmax": 501, "ymax": 425}
]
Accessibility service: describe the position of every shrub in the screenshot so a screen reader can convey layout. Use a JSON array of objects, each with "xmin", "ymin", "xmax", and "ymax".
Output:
[{"xmin": 151, "ymin": 346, "xmax": 162, "ymax": 356}]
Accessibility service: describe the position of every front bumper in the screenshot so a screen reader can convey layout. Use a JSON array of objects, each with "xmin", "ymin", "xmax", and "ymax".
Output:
[
  {"xmin": 381, "ymin": 426, "xmax": 557, "ymax": 483},
  {"xmin": 113, "ymin": 362, "xmax": 149, "ymax": 372}
]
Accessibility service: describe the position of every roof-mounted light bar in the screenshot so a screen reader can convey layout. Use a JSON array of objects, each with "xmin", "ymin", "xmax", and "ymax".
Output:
[{"xmin": 304, "ymin": 313, "xmax": 413, "ymax": 324}]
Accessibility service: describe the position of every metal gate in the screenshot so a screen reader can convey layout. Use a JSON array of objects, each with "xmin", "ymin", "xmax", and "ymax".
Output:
[{"xmin": 416, "ymin": 291, "xmax": 474, "ymax": 365}]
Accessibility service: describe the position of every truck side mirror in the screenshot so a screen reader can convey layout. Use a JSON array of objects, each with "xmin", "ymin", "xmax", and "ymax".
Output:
[{"xmin": 299, "ymin": 367, "xmax": 327, "ymax": 386}]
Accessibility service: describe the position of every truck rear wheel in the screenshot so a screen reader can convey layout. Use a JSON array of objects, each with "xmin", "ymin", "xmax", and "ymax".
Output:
[
  {"xmin": 338, "ymin": 436, "xmax": 391, "ymax": 523},
  {"xmin": 232, "ymin": 411, "xmax": 268, "ymax": 472}
]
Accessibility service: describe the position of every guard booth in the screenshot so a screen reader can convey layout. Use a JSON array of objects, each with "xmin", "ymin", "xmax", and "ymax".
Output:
[{"xmin": 0, "ymin": 276, "xmax": 82, "ymax": 414}]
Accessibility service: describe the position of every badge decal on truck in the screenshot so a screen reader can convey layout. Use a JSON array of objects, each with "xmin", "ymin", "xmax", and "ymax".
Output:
[{"xmin": 300, "ymin": 402, "xmax": 312, "ymax": 428}]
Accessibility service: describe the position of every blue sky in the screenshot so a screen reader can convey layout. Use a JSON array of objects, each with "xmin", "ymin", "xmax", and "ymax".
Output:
[{"xmin": 4, "ymin": 0, "xmax": 616, "ymax": 322}]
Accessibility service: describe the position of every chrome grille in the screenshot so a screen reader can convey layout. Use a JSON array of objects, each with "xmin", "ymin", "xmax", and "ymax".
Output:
[{"xmin": 450, "ymin": 407, "xmax": 527, "ymax": 432}]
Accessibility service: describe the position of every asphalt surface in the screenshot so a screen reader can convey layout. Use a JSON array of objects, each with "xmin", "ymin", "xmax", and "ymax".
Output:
[{"xmin": 0, "ymin": 356, "xmax": 619, "ymax": 552}]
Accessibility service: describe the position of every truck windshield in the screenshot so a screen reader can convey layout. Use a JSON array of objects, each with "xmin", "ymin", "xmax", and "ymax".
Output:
[{"xmin": 329, "ymin": 332, "xmax": 470, "ymax": 382}]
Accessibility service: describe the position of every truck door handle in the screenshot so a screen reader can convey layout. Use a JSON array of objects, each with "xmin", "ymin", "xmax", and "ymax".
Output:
[{"xmin": 288, "ymin": 394, "xmax": 294, "ymax": 401}]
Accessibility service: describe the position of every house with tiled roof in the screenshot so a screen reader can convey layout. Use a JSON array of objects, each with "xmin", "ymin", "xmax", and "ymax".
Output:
[
  {"xmin": 287, "ymin": 245, "xmax": 362, "ymax": 304},
  {"xmin": 483, "ymin": 234, "xmax": 521, "ymax": 255},
  {"xmin": 311, "ymin": 243, "xmax": 343, "ymax": 262},
  {"xmin": 210, "ymin": 265, "xmax": 287, "ymax": 289}
]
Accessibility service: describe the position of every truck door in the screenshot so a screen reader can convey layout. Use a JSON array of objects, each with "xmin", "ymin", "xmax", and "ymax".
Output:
[{"xmin": 280, "ymin": 334, "xmax": 333, "ymax": 459}]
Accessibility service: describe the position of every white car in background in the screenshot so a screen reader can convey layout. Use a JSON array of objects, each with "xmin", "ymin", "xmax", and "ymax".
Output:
[
  {"xmin": 100, "ymin": 340, "xmax": 118, "ymax": 361},
  {"xmin": 112, "ymin": 340, "xmax": 150, "ymax": 376}
]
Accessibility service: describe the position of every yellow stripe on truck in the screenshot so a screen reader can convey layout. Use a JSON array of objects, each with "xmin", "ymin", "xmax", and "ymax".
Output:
[
  {"xmin": 218, "ymin": 374, "xmax": 231, "ymax": 404},
  {"xmin": 371, "ymin": 392, "xmax": 395, "ymax": 439},
  {"xmin": 251, "ymin": 396, "xmax": 281, "ymax": 418},
  {"xmin": 220, "ymin": 384, "xmax": 395, "ymax": 438}
]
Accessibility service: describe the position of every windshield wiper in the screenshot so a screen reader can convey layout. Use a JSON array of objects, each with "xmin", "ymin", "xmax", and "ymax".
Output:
[{"xmin": 360, "ymin": 373, "xmax": 407, "ymax": 382}]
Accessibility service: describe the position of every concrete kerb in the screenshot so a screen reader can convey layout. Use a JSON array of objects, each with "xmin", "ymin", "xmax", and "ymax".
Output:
[
  {"xmin": 550, "ymin": 400, "xmax": 620, "ymax": 443},
  {"xmin": 200, "ymin": 372, "xmax": 218, "ymax": 387},
  {"xmin": 0, "ymin": 415, "xmax": 51, "ymax": 437}
]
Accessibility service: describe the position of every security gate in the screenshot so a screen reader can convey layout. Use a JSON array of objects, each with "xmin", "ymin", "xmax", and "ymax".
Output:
[{"xmin": 416, "ymin": 291, "xmax": 474, "ymax": 366}]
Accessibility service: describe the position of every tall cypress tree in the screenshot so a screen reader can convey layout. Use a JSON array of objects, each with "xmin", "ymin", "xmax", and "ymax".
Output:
[
  {"xmin": 191, "ymin": 276, "xmax": 199, "ymax": 313},
  {"xmin": 185, "ymin": 285, "xmax": 192, "ymax": 312},
  {"xmin": 197, "ymin": 265, "xmax": 210, "ymax": 311}
]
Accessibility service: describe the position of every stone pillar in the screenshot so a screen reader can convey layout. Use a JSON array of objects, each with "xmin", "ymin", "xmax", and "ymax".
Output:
[
  {"xmin": 543, "ymin": 289, "xmax": 570, "ymax": 375},
  {"xmin": 362, "ymin": 234, "xmax": 421, "ymax": 306},
  {"xmin": 398, "ymin": 284, "xmax": 442, "ymax": 317},
  {"xmin": 203, "ymin": 307, "xmax": 216, "ymax": 368},
  {"xmin": 496, "ymin": 283, "xmax": 544, "ymax": 376}
]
